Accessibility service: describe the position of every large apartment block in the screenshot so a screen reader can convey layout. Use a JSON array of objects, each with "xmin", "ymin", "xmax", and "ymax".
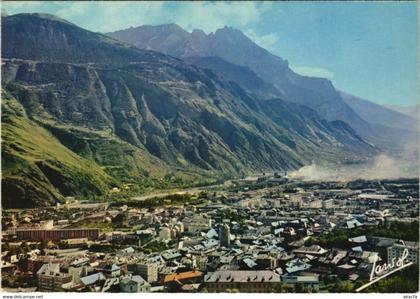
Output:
[
  {"xmin": 387, "ymin": 241, "xmax": 419, "ymax": 264},
  {"xmin": 16, "ymin": 229, "xmax": 100, "ymax": 241}
]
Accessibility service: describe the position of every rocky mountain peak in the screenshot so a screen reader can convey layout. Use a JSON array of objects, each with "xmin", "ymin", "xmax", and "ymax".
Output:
[{"xmin": 2, "ymin": 13, "xmax": 377, "ymax": 207}]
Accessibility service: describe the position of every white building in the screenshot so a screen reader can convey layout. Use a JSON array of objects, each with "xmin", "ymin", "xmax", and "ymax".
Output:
[
  {"xmin": 37, "ymin": 264, "xmax": 72, "ymax": 292},
  {"xmin": 308, "ymin": 200, "xmax": 322, "ymax": 209},
  {"xmin": 119, "ymin": 275, "xmax": 150, "ymax": 293},
  {"xmin": 134, "ymin": 263, "xmax": 158, "ymax": 283},
  {"xmin": 387, "ymin": 241, "xmax": 419, "ymax": 264},
  {"xmin": 159, "ymin": 227, "xmax": 172, "ymax": 241}
]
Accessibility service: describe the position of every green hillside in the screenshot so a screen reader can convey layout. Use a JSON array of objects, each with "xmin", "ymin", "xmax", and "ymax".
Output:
[{"xmin": 2, "ymin": 91, "xmax": 115, "ymax": 207}]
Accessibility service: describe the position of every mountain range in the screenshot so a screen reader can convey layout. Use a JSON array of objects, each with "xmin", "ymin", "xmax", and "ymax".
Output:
[
  {"xmin": 385, "ymin": 104, "xmax": 419, "ymax": 121},
  {"xmin": 108, "ymin": 24, "xmax": 418, "ymax": 152},
  {"xmin": 1, "ymin": 13, "xmax": 414, "ymax": 208}
]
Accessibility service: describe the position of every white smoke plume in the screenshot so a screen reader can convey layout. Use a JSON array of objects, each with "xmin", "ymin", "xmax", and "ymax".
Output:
[{"xmin": 288, "ymin": 154, "xmax": 419, "ymax": 182}]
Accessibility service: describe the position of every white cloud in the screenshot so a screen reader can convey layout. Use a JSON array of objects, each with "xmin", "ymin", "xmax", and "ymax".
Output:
[
  {"xmin": 2, "ymin": 1, "xmax": 45, "ymax": 10},
  {"xmin": 173, "ymin": 2, "xmax": 273, "ymax": 34},
  {"xmin": 53, "ymin": 2, "xmax": 166, "ymax": 32},
  {"xmin": 290, "ymin": 65, "xmax": 335, "ymax": 80},
  {"xmin": 2, "ymin": 1, "xmax": 276, "ymax": 35},
  {"xmin": 245, "ymin": 29, "xmax": 279, "ymax": 51},
  {"xmin": 3, "ymin": 1, "xmax": 167, "ymax": 32}
]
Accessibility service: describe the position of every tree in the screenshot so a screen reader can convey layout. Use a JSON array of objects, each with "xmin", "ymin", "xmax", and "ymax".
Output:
[
  {"xmin": 364, "ymin": 265, "xmax": 419, "ymax": 293},
  {"xmin": 282, "ymin": 285, "xmax": 294, "ymax": 293},
  {"xmin": 295, "ymin": 283, "xmax": 304, "ymax": 293},
  {"xmin": 271, "ymin": 284, "xmax": 283, "ymax": 293},
  {"xmin": 112, "ymin": 213, "xmax": 126, "ymax": 225},
  {"xmin": 39, "ymin": 240, "xmax": 49, "ymax": 250},
  {"xmin": 338, "ymin": 281, "xmax": 354, "ymax": 292}
]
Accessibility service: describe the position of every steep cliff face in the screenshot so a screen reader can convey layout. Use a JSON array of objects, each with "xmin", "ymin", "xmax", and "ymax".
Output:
[
  {"xmin": 108, "ymin": 25, "xmax": 365, "ymax": 124},
  {"xmin": 108, "ymin": 24, "xmax": 416, "ymax": 151},
  {"xmin": 184, "ymin": 56, "xmax": 282, "ymax": 99},
  {"xmin": 2, "ymin": 13, "xmax": 375, "ymax": 207}
]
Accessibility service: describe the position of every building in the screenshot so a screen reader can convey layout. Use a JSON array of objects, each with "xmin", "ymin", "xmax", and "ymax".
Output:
[
  {"xmin": 322, "ymin": 199, "xmax": 334, "ymax": 209},
  {"xmin": 16, "ymin": 228, "xmax": 99, "ymax": 241},
  {"xmin": 39, "ymin": 220, "xmax": 54, "ymax": 229},
  {"xmin": 387, "ymin": 241, "xmax": 419, "ymax": 264},
  {"xmin": 219, "ymin": 224, "xmax": 231, "ymax": 248},
  {"xmin": 204, "ymin": 270, "xmax": 281, "ymax": 292},
  {"xmin": 119, "ymin": 275, "xmax": 150, "ymax": 293},
  {"xmin": 1, "ymin": 261, "xmax": 17, "ymax": 276},
  {"xmin": 162, "ymin": 270, "xmax": 203, "ymax": 284},
  {"xmin": 37, "ymin": 264, "xmax": 72, "ymax": 292},
  {"xmin": 293, "ymin": 245, "xmax": 328, "ymax": 256},
  {"xmin": 133, "ymin": 263, "xmax": 158, "ymax": 283},
  {"xmin": 282, "ymin": 275, "xmax": 319, "ymax": 291},
  {"xmin": 346, "ymin": 219, "xmax": 363, "ymax": 229},
  {"xmin": 162, "ymin": 270, "xmax": 203, "ymax": 291},
  {"xmin": 288, "ymin": 194, "xmax": 303, "ymax": 208},
  {"xmin": 28, "ymin": 256, "xmax": 65, "ymax": 274},
  {"xmin": 336, "ymin": 264, "xmax": 356, "ymax": 277},
  {"xmin": 308, "ymin": 200, "xmax": 322, "ymax": 209},
  {"xmin": 97, "ymin": 263, "xmax": 121, "ymax": 278},
  {"xmin": 80, "ymin": 272, "xmax": 106, "ymax": 290},
  {"xmin": 67, "ymin": 266, "xmax": 88, "ymax": 287},
  {"xmin": 183, "ymin": 216, "xmax": 211, "ymax": 233},
  {"xmin": 255, "ymin": 254, "xmax": 277, "ymax": 270},
  {"xmin": 159, "ymin": 227, "xmax": 172, "ymax": 241},
  {"xmin": 368, "ymin": 237, "xmax": 398, "ymax": 262},
  {"xmin": 62, "ymin": 238, "xmax": 89, "ymax": 248},
  {"xmin": 348, "ymin": 235, "xmax": 367, "ymax": 244},
  {"xmin": 195, "ymin": 256, "xmax": 208, "ymax": 271},
  {"xmin": 285, "ymin": 259, "xmax": 312, "ymax": 274}
]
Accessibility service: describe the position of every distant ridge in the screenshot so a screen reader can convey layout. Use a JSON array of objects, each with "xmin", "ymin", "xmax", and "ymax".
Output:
[
  {"xmin": 108, "ymin": 23, "xmax": 418, "ymax": 152},
  {"xmin": 2, "ymin": 13, "xmax": 375, "ymax": 207}
]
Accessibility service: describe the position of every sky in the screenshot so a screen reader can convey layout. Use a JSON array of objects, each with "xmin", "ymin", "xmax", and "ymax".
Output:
[{"xmin": 2, "ymin": 1, "xmax": 418, "ymax": 107}]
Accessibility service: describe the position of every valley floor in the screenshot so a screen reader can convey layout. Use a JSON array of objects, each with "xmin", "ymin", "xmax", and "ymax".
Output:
[{"xmin": 1, "ymin": 177, "xmax": 419, "ymax": 293}]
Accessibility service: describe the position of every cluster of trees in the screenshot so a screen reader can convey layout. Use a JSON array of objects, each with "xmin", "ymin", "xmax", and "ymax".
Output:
[
  {"xmin": 216, "ymin": 209, "xmax": 247, "ymax": 225},
  {"xmin": 69, "ymin": 218, "xmax": 114, "ymax": 232},
  {"xmin": 142, "ymin": 240, "xmax": 168, "ymax": 254},
  {"xmin": 89, "ymin": 243, "xmax": 121, "ymax": 253},
  {"xmin": 321, "ymin": 278, "xmax": 364, "ymax": 293},
  {"xmin": 2, "ymin": 275, "xmax": 37, "ymax": 289},
  {"xmin": 362, "ymin": 265, "xmax": 419, "ymax": 293},
  {"xmin": 305, "ymin": 221, "xmax": 419, "ymax": 249},
  {"xmin": 2, "ymin": 240, "xmax": 51, "ymax": 255},
  {"xmin": 110, "ymin": 192, "xmax": 204, "ymax": 209}
]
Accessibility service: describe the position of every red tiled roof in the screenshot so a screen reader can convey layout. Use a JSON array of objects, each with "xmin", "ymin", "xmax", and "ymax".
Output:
[{"xmin": 163, "ymin": 270, "xmax": 203, "ymax": 284}]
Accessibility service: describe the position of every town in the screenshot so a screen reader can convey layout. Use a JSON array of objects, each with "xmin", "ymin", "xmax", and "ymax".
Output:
[{"xmin": 1, "ymin": 174, "xmax": 419, "ymax": 293}]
